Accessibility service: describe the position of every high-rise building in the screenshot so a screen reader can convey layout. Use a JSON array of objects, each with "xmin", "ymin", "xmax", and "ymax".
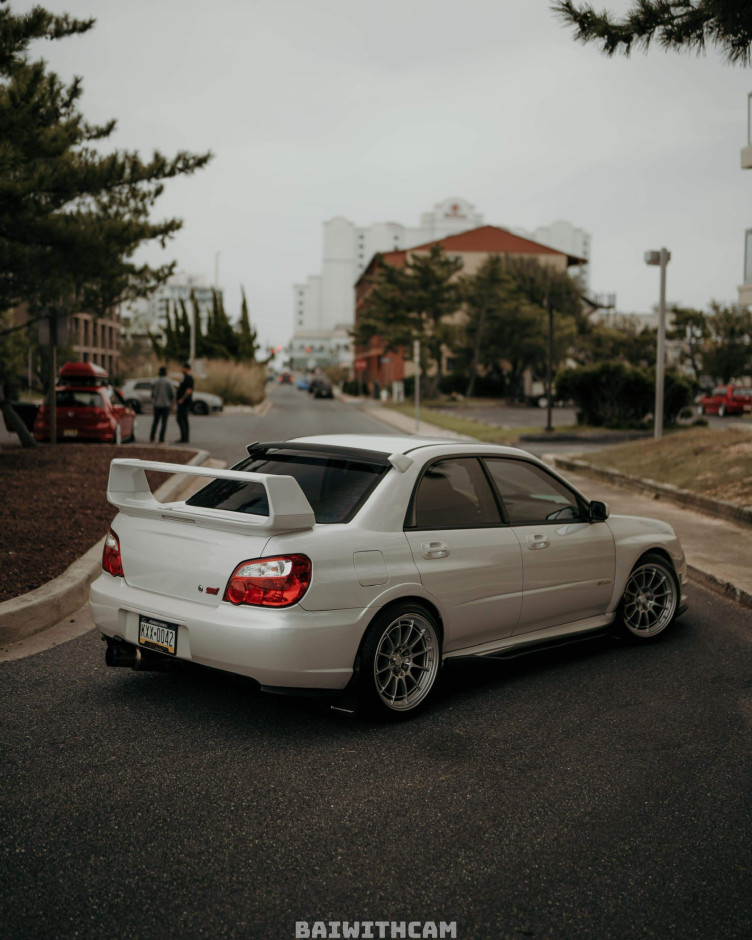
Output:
[
  {"xmin": 290, "ymin": 200, "xmax": 593, "ymax": 369},
  {"xmin": 291, "ymin": 198, "xmax": 483, "ymax": 366}
]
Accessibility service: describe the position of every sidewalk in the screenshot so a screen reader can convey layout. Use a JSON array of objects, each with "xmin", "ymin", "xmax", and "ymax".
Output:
[{"xmin": 362, "ymin": 400, "xmax": 752, "ymax": 610}]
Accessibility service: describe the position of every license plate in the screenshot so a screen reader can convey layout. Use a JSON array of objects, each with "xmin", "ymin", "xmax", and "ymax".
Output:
[
  {"xmin": 138, "ymin": 615, "xmax": 178, "ymax": 655},
  {"xmin": 63, "ymin": 428, "xmax": 78, "ymax": 437}
]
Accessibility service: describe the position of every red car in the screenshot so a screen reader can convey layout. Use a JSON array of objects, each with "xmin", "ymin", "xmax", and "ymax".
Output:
[
  {"xmin": 33, "ymin": 362, "xmax": 136, "ymax": 444},
  {"xmin": 697, "ymin": 385, "xmax": 752, "ymax": 417}
]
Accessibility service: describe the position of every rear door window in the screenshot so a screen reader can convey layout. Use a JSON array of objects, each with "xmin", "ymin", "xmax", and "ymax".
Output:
[{"xmin": 407, "ymin": 458, "xmax": 502, "ymax": 529}]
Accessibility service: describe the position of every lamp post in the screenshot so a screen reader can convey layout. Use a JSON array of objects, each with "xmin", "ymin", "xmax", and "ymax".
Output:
[{"xmin": 644, "ymin": 248, "xmax": 671, "ymax": 439}]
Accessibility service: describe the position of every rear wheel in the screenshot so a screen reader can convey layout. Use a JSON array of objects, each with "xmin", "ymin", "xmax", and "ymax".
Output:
[
  {"xmin": 617, "ymin": 553, "xmax": 678, "ymax": 641},
  {"xmin": 357, "ymin": 603, "xmax": 441, "ymax": 719}
]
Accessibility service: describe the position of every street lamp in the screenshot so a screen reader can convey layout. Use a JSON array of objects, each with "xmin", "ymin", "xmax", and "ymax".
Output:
[{"xmin": 644, "ymin": 248, "xmax": 671, "ymax": 439}]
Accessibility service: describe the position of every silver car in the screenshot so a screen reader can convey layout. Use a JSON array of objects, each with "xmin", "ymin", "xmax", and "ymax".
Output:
[
  {"xmin": 120, "ymin": 378, "xmax": 223, "ymax": 415},
  {"xmin": 91, "ymin": 435, "xmax": 687, "ymax": 719}
]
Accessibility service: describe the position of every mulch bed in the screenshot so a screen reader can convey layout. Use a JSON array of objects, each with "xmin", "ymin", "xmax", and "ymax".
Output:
[{"xmin": 0, "ymin": 443, "xmax": 195, "ymax": 602}]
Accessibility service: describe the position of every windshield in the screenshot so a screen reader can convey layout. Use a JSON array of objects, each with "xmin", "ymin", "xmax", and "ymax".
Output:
[{"xmin": 186, "ymin": 447, "xmax": 388, "ymax": 523}]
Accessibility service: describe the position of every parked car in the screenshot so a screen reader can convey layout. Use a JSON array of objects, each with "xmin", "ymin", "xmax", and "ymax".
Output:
[
  {"xmin": 120, "ymin": 378, "xmax": 223, "ymax": 416},
  {"xmin": 33, "ymin": 362, "xmax": 136, "ymax": 444},
  {"xmin": 278, "ymin": 371, "xmax": 293, "ymax": 385},
  {"xmin": 92, "ymin": 435, "xmax": 687, "ymax": 719},
  {"xmin": 309, "ymin": 376, "xmax": 334, "ymax": 399},
  {"xmin": 697, "ymin": 385, "xmax": 752, "ymax": 417},
  {"xmin": 296, "ymin": 377, "xmax": 310, "ymax": 391}
]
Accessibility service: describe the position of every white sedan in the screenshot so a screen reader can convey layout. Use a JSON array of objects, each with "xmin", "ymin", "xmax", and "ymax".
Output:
[{"xmin": 91, "ymin": 435, "xmax": 688, "ymax": 719}]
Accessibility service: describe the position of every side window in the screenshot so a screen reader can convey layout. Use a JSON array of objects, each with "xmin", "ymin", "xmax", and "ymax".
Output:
[
  {"xmin": 410, "ymin": 458, "xmax": 501, "ymax": 529},
  {"xmin": 484, "ymin": 459, "xmax": 583, "ymax": 525}
]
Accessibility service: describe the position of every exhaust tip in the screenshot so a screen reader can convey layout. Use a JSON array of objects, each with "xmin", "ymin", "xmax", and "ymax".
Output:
[{"xmin": 105, "ymin": 638, "xmax": 168, "ymax": 671}]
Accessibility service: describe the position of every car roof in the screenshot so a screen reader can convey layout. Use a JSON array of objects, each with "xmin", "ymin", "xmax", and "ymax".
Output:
[
  {"xmin": 286, "ymin": 433, "xmax": 533, "ymax": 460},
  {"xmin": 60, "ymin": 361, "xmax": 108, "ymax": 380}
]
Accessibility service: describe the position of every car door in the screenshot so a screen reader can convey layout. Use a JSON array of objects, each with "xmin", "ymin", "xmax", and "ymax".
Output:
[
  {"xmin": 484, "ymin": 458, "xmax": 615, "ymax": 634},
  {"xmin": 403, "ymin": 457, "xmax": 523, "ymax": 652}
]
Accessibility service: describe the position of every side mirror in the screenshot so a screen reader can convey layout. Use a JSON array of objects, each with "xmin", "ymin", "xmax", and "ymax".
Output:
[{"xmin": 589, "ymin": 500, "xmax": 610, "ymax": 523}]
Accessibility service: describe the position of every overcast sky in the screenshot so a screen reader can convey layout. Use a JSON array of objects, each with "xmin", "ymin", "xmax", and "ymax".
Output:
[{"xmin": 15, "ymin": 0, "xmax": 752, "ymax": 349}]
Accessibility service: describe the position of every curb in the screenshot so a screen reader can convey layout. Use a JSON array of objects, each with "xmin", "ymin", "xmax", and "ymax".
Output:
[
  {"xmin": 0, "ymin": 449, "xmax": 212, "ymax": 646},
  {"xmin": 551, "ymin": 455, "xmax": 752, "ymax": 529}
]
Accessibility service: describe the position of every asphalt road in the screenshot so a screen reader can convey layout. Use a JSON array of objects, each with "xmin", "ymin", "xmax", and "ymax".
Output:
[{"xmin": 2, "ymin": 385, "xmax": 752, "ymax": 939}]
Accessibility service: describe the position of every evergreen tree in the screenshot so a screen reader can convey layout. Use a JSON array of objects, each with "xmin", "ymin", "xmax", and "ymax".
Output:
[
  {"xmin": 0, "ymin": 2, "xmax": 212, "ymax": 381},
  {"xmin": 553, "ymin": 1, "xmax": 752, "ymax": 66},
  {"xmin": 236, "ymin": 286, "xmax": 259, "ymax": 362},
  {"xmin": 353, "ymin": 245, "xmax": 462, "ymax": 396}
]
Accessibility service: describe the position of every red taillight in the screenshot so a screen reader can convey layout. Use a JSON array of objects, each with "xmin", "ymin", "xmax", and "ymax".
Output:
[
  {"xmin": 102, "ymin": 529, "xmax": 124, "ymax": 577},
  {"xmin": 223, "ymin": 554, "xmax": 311, "ymax": 608}
]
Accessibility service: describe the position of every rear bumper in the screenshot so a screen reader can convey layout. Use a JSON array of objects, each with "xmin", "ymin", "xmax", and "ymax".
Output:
[{"xmin": 90, "ymin": 573, "xmax": 372, "ymax": 690}]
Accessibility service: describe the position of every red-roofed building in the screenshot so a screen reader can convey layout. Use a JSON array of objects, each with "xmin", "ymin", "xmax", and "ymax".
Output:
[{"xmin": 354, "ymin": 225, "xmax": 585, "ymax": 393}]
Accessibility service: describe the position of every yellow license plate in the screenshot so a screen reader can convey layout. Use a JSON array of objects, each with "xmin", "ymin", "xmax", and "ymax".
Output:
[{"xmin": 138, "ymin": 615, "xmax": 178, "ymax": 655}]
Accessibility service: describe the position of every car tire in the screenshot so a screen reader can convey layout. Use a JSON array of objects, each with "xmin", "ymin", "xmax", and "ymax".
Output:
[
  {"xmin": 616, "ymin": 552, "xmax": 679, "ymax": 642},
  {"xmin": 719, "ymin": 404, "xmax": 726, "ymax": 417},
  {"xmin": 356, "ymin": 602, "xmax": 442, "ymax": 720},
  {"xmin": 192, "ymin": 400, "xmax": 208, "ymax": 415},
  {"xmin": 125, "ymin": 399, "xmax": 141, "ymax": 414}
]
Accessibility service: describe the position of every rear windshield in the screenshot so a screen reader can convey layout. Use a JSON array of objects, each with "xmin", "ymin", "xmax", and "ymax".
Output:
[
  {"xmin": 186, "ymin": 447, "xmax": 388, "ymax": 524},
  {"xmin": 53, "ymin": 390, "xmax": 105, "ymax": 408}
]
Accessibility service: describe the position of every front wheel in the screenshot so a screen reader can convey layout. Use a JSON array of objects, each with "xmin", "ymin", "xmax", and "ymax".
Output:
[
  {"xmin": 357, "ymin": 603, "xmax": 441, "ymax": 719},
  {"xmin": 192, "ymin": 400, "xmax": 208, "ymax": 415},
  {"xmin": 617, "ymin": 553, "xmax": 678, "ymax": 641}
]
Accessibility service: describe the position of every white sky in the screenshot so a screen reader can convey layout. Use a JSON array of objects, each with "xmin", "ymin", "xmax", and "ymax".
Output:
[{"xmin": 13, "ymin": 0, "xmax": 752, "ymax": 349}]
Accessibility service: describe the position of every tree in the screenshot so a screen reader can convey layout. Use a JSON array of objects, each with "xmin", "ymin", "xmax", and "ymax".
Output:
[
  {"xmin": 236, "ymin": 287, "xmax": 259, "ymax": 362},
  {"xmin": 353, "ymin": 245, "xmax": 463, "ymax": 396},
  {"xmin": 458, "ymin": 255, "xmax": 547, "ymax": 398},
  {"xmin": 0, "ymin": 1, "xmax": 211, "ymax": 445},
  {"xmin": 553, "ymin": 1, "xmax": 752, "ymax": 66},
  {"xmin": 702, "ymin": 302, "xmax": 752, "ymax": 382},
  {"xmin": 668, "ymin": 305, "xmax": 708, "ymax": 382},
  {"xmin": 500, "ymin": 256, "xmax": 584, "ymax": 399}
]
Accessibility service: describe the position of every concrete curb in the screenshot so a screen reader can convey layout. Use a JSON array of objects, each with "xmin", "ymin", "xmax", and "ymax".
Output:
[
  {"xmin": 551, "ymin": 455, "xmax": 752, "ymax": 529},
  {"xmin": 686, "ymin": 564, "xmax": 752, "ymax": 612},
  {"xmin": 0, "ymin": 449, "xmax": 212, "ymax": 646}
]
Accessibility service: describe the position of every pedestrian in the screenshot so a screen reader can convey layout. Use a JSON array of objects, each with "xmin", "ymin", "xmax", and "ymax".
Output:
[
  {"xmin": 149, "ymin": 366, "xmax": 175, "ymax": 443},
  {"xmin": 175, "ymin": 361, "xmax": 194, "ymax": 443}
]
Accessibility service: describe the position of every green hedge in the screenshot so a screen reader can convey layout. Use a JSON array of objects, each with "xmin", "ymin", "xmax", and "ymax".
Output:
[{"xmin": 555, "ymin": 361, "xmax": 694, "ymax": 428}]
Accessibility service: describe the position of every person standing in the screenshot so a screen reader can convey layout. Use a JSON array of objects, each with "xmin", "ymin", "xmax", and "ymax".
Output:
[
  {"xmin": 149, "ymin": 366, "xmax": 175, "ymax": 443},
  {"xmin": 175, "ymin": 361, "xmax": 194, "ymax": 443}
]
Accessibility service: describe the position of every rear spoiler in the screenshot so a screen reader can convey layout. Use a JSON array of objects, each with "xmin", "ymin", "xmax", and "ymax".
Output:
[{"xmin": 107, "ymin": 459, "xmax": 315, "ymax": 532}]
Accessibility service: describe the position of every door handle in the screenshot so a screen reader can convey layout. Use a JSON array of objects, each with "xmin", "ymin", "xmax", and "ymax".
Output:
[
  {"xmin": 525, "ymin": 534, "xmax": 550, "ymax": 550},
  {"xmin": 421, "ymin": 541, "xmax": 449, "ymax": 559}
]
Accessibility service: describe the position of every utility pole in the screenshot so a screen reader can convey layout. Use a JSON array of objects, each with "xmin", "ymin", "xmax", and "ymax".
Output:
[
  {"xmin": 413, "ymin": 339, "xmax": 420, "ymax": 434},
  {"xmin": 645, "ymin": 248, "xmax": 671, "ymax": 439}
]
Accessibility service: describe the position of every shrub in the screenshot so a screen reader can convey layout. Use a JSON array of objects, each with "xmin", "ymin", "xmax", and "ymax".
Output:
[
  {"xmin": 198, "ymin": 359, "xmax": 267, "ymax": 405},
  {"xmin": 555, "ymin": 361, "xmax": 693, "ymax": 428}
]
